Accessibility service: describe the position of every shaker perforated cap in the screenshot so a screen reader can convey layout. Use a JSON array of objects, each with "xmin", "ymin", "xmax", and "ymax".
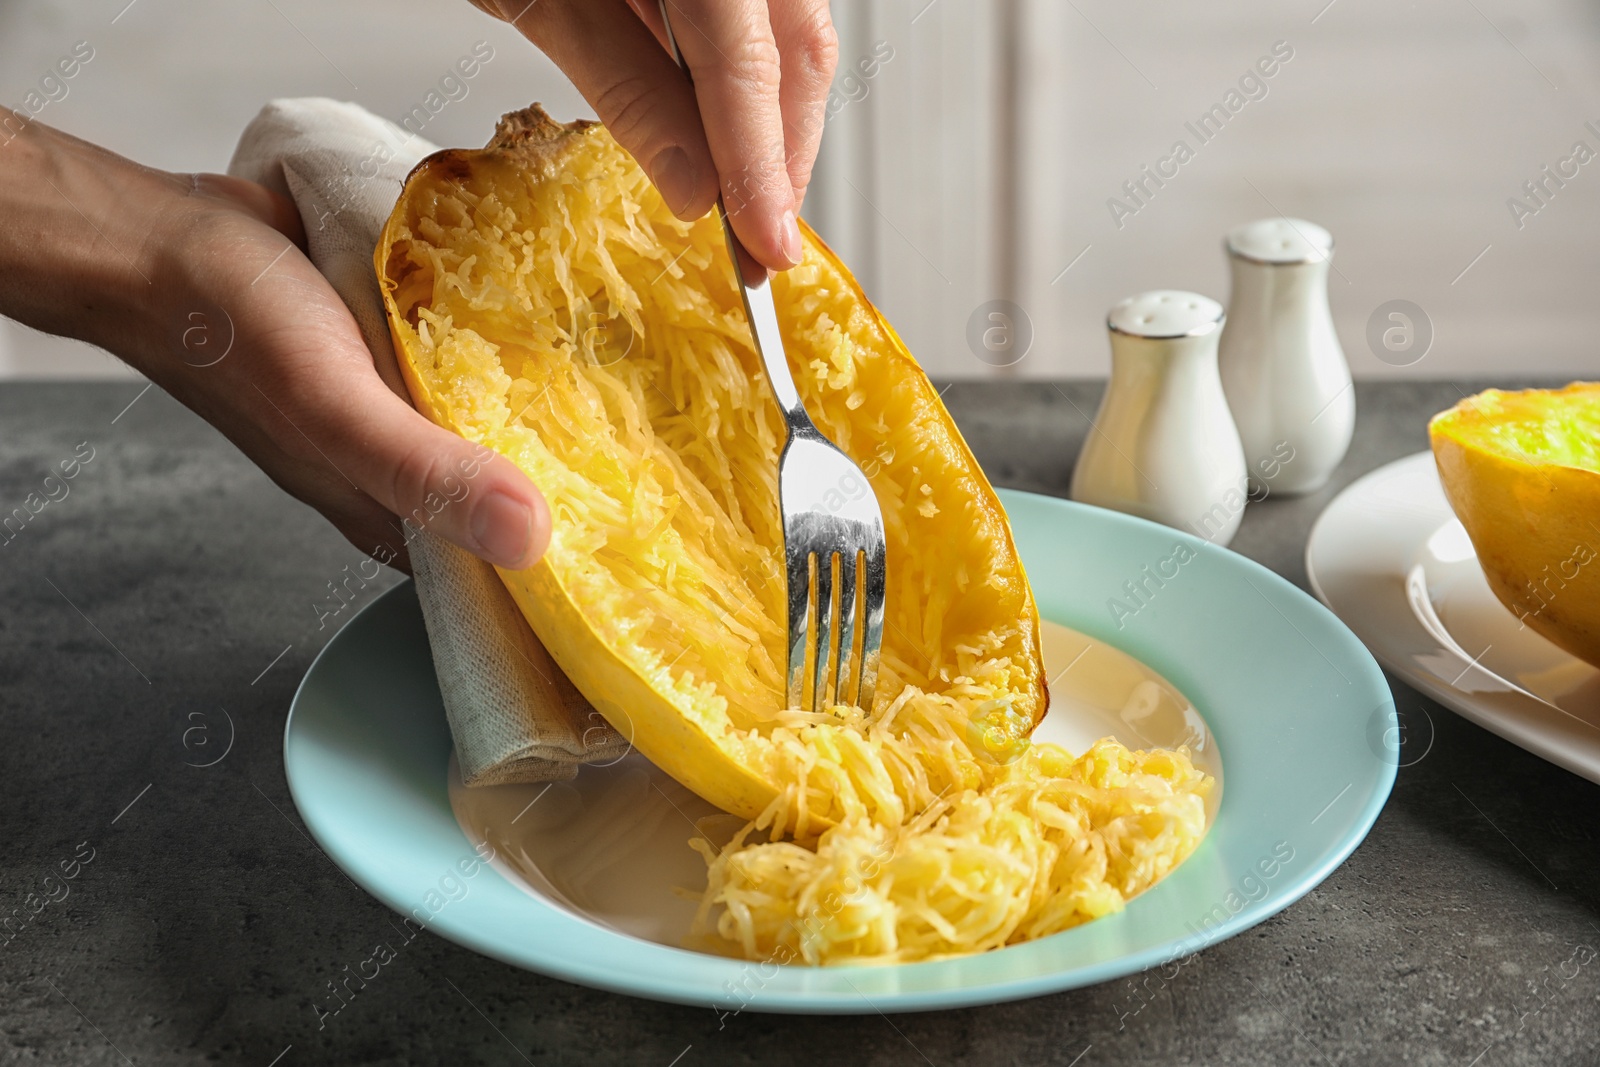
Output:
[
  {"xmin": 1106, "ymin": 290, "xmax": 1224, "ymax": 339},
  {"xmin": 1226, "ymin": 217, "xmax": 1333, "ymax": 264}
]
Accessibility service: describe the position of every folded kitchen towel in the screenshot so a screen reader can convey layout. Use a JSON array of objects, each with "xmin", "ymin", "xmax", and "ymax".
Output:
[{"xmin": 227, "ymin": 97, "xmax": 629, "ymax": 784}]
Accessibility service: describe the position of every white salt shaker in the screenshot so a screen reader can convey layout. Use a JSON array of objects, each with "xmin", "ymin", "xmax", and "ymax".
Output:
[
  {"xmin": 1070, "ymin": 291, "xmax": 1249, "ymax": 545},
  {"xmin": 1218, "ymin": 218, "xmax": 1353, "ymax": 496}
]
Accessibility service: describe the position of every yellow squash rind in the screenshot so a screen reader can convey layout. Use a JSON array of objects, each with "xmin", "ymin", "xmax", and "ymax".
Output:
[
  {"xmin": 1430, "ymin": 382, "xmax": 1600, "ymax": 669},
  {"xmin": 376, "ymin": 106, "xmax": 1046, "ymax": 824}
]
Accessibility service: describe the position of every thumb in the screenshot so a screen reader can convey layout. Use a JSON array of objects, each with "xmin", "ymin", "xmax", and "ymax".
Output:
[{"xmin": 320, "ymin": 373, "xmax": 552, "ymax": 570}]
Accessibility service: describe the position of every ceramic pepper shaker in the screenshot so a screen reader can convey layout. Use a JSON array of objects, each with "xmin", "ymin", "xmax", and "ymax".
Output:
[
  {"xmin": 1218, "ymin": 218, "xmax": 1354, "ymax": 497},
  {"xmin": 1070, "ymin": 291, "xmax": 1249, "ymax": 545}
]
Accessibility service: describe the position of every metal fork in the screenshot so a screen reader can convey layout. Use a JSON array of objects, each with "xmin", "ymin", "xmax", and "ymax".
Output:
[{"xmin": 657, "ymin": 2, "xmax": 887, "ymax": 713}]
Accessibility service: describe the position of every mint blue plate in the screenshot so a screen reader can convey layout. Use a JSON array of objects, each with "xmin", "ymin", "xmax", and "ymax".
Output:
[{"xmin": 284, "ymin": 489, "xmax": 1395, "ymax": 1013}]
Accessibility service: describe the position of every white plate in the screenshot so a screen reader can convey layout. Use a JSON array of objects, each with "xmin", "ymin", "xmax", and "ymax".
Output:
[{"xmin": 1306, "ymin": 451, "xmax": 1600, "ymax": 781}]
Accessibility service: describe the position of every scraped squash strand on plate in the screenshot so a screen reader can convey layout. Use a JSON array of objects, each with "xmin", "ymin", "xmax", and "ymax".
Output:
[{"xmin": 377, "ymin": 106, "xmax": 1212, "ymax": 964}]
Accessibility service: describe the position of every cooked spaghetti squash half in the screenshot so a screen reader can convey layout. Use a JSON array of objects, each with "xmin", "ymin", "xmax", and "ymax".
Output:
[
  {"xmin": 377, "ymin": 107, "xmax": 1210, "ymax": 963},
  {"xmin": 1431, "ymin": 383, "xmax": 1600, "ymax": 668}
]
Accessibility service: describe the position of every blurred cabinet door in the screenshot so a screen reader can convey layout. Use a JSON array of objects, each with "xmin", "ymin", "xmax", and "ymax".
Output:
[{"xmin": 806, "ymin": 0, "xmax": 1013, "ymax": 378}]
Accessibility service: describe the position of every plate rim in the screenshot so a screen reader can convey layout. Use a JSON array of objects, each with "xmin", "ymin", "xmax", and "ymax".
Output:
[
  {"xmin": 285, "ymin": 488, "xmax": 1396, "ymax": 1013},
  {"xmin": 1305, "ymin": 450, "xmax": 1600, "ymax": 786}
]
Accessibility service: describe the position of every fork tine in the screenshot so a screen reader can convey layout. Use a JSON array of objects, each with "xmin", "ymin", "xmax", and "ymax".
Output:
[
  {"xmin": 784, "ymin": 546, "xmax": 811, "ymax": 710},
  {"xmin": 856, "ymin": 538, "xmax": 887, "ymax": 713},
  {"xmin": 810, "ymin": 551, "xmax": 838, "ymax": 711},
  {"xmin": 833, "ymin": 549, "xmax": 861, "ymax": 707}
]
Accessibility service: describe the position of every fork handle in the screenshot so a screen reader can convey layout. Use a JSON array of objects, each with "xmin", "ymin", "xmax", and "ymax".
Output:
[
  {"xmin": 656, "ymin": 1, "xmax": 808, "ymax": 424},
  {"xmin": 722, "ymin": 234, "xmax": 806, "ymax": 419}
]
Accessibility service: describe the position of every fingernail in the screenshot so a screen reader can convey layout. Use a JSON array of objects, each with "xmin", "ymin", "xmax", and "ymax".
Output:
[
  {"xmin": 779, "ymin": 210, "xmax": 803, "ymax": 267},
  {"xmin": 471, "ymin": 489, "xmax": 533, "ymax": 569},
  {"xmin": 650, "ymin": 147, "xmax": 697, "ymax": 216}
]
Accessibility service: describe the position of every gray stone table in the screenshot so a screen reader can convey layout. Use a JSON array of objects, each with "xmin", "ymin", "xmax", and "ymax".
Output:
[{"xmin": 2, "ymin": 379, "xmax": 1596, "ymax": 1066}]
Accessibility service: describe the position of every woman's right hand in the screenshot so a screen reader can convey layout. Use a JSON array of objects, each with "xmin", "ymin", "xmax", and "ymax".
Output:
[{"xmin": 472, "ymin": 0, "xmax": 840, "ymax": 274}]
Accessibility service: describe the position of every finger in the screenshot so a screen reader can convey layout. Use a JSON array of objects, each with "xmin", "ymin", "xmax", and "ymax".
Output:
[
  {"xmin": 503, "ymin": 0, "xmax": 719, "ymax": 224},
  {"xmin": 208, "ymin": 234, "xmax": 550, "ymax": 572},
  {"xmin": 665, "ymin": 0, "xmax": 801, "ymax": 269},
  {"xmin": 622, "ymin": 0, "xmax": 670, "ymax": 51},
  {"xmin": 279, "ymin": 463, "xmax": 415, "ymax": 572},
  {"xmin": 319, "ymin": 375, "xmax": 553, "ymax": 571},
  {"xmin": 255, "ymin": 304, "xmax": 553, "ymax": 571},
  {"xmin": 766, "ymin": 0, "xmax": 838, "ymax": 214},
  {"xmin": 330, "ymin": 503, "xmax": 415, "ymax": 575},
  {"xmin": 219, "ymin": 413, "xmax": 412, "ymax": 572}
]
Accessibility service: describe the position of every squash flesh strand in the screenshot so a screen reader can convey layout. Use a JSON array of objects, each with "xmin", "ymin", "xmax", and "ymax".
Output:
[{"xmin": 384, "ymin": 126, "xmax": 1211, "ymax": 963}]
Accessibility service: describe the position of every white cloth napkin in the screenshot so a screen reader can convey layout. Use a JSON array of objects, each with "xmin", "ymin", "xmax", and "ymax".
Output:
[{"xmin": 227, "ymin": 97, "xmax": 629, "ymax": 784}]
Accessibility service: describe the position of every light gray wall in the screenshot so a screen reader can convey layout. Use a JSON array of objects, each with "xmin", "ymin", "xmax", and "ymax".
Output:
[
  {"xmin": 0, "ymin": 0, "xmax": 586, "ymax": 378},
  {"xmin": 807, "ymin": 0, "xmax": 1600, "ymax": 381},
  {"xmin": 4, "ymin": 0, "xmax": 1598, "ymax": 380}
]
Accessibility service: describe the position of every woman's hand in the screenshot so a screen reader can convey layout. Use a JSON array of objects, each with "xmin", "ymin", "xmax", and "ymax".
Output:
[
  {"xmin": 0, "ymin": 120, "xmax": 550, "ymax": 572},
  {"xmin": 473, "ymin": 0, "xmax": 839, "ymax": 272}
]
